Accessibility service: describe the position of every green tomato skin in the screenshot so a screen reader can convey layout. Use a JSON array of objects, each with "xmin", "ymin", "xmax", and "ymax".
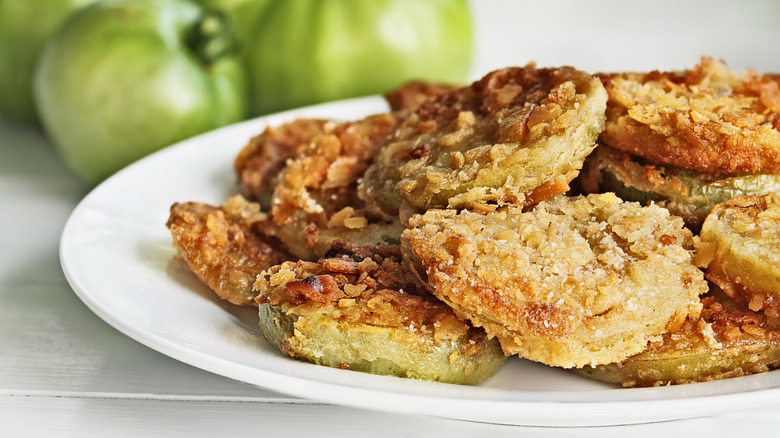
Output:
[
  {"xmin": 0, "ymin": 0, "xmax": 99, "ymax": 122},
  {"xmin": 193, "ymin": 0, "xmax": 273, "ymax": 43},
  {"xmin": 244, "ymin": 0, "xmax": 474, "ymax": 116},
  {"xmin": 34, "ymin": 0, "xmax": 248, "ymax": 184}
]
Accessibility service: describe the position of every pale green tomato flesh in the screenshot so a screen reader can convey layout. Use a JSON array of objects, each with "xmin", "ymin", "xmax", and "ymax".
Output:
[{"xmin": 586, "ymin": 146, "xmax": 780, "ymax": 229}]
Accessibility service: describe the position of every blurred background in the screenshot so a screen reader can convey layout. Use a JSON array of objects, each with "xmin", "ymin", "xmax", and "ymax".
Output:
[
  {"xmin": 4, "ymin": 0, "xmax": 780, "ymax": 184},
  {"xmin": 472, "ymin": 0, "xmax": 780, "ymax": 76}
]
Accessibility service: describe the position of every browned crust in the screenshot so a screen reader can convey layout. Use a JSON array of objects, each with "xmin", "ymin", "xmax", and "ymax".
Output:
[
  {"xmin": 166, "ymin": 196, "xmax": 292, "ymax": 306},
  {"xmin": 269, "ymin": 113, "xmax": 399, "ymax": 225},
  {"xmin": 235, "ymin": 81, "xmax": 457, "ymax": 208},
  {"xmin": 401, "ymin": 194, "xmax": 707, "ymax": 368},
  {"xmin": 600, "ymin": 57, "xmax": 780, "ymax": 175},
  {"xmin": 254, "ymin": 251, "xmax": 487, "ymax": 347},
  {"xmin": 267, "ymin": 112, "xmax": 402, "ymax": 260},
  {"xmin": 384, "ymin": 80, "xmax": 460, "ymax": 113},
  {"xmin": 234, "ymin": 118, "xmax": 330, "ymax": 206},
  {"xmin": 706, "ymin": 255, "xmax": 780, "ymax": 319},
  {"xmin": 577, "ymin": 288, "xmax": 780, "ymax": 387},
  {"xmin": 361, "ymin": 64, "xmax": 606, "ymax": 216},
  {"xmin": 700, "ymin": 193, "xmax": 780, "ymax": 318}
]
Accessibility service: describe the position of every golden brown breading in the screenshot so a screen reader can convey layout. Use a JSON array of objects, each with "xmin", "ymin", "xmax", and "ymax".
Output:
[
  {"xmin": 384, "ymin": 80, "xmax": 460, "ymax": 113},
  {"xmin": 268, "ymin": 113, "xmax": 402, "ymax": 260},
  {"xmin": 401, "ymin": 193, "xmax": 708, "ymax": 368},
  {"xmin": 575, "ymin": 287, "xmax": 780, "ymax": 387},
  {"xmin": 360, "ymin": 65, "xmax": 607, "ymax": 218},
  {"xmin": 234, "ymin": 80, "xmax": 457, "ymax": 208},
  {"xmin": 165, "ymin": 60, "xmax": 780, "ymax": 388},
  {"xmin": 234, "ymin": 79, "xmax": 455, "ymax": 208},
  {"xmin": 166, "ymin": 196, "xmax": 292, "ymax": 306},
  {"xmin": 600, "ymin": 57, "xmax": 780, "ymax": 175},
  {"xmin": 254, "ymin": 249, "xmax": 506, "ymax": 384},
  {"xmin": 697, "ymin": 193, "xmax": 780, "ymax": 318},
  {"xmin": 234, "ymin": 118, "xmax": 330, "ymax": 207}
]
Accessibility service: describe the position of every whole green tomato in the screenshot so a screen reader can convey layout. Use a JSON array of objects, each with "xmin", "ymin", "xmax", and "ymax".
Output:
[
  {"xmin": 34, "ymin": 0, "xmax": 248, "ymax": 184},
  {"xmin": 243, "ymin": 0, "xmax": 474, "ymax": 116},
  {"xmin": 0, "ymin": 0, "xmax": 99, "ymax": 122}
]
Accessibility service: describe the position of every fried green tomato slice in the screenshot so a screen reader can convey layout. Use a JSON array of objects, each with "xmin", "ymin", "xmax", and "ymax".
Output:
[
  {"xmin": 166, "ymin": 196, "xmax": 292, "ymax": 306},
  {"xmin": 234, "ymin": 118, "xmax": 330, "ymax": 209},
  {"xmin": 574, "ymin": 287, "xmax": 780, "ymax": 387},
  {"xmin": 401, "ymin": 193, "xmax": 708, "ymax": 368},
  {"xmin": 254, "ymin": 251, "xmax": 507, "ymax": 384},
  {"xmin": 267, "ymin": 113, "xmax": 403, "ymax": 261},
  {"xmin": 360, "ymin": 64, "xmax": 607, "ymax": 217},
  {"xmin": 599, "ymin": 56, "xmax": 780, "ymax": 175},
  {"xmin": 698, "ymin": 193, "xmax": 780, "ymax": 318},
  {"xmin": 579, "ymin": 145, "xmax": 780, "ymax": 230}
]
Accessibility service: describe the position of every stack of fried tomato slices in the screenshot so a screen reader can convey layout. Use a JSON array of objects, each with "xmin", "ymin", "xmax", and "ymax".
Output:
[{"xmin": 167, "ymin": 59, "xmax": 780, "ymax": 387}]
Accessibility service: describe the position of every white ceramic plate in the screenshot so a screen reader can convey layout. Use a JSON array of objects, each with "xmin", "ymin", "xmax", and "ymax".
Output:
[{"xmin": 61, "ymin": 96, "xmax": 780, "ymax": 427}]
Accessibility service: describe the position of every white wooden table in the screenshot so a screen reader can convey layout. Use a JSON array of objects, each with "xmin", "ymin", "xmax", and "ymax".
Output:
[{"xmin": 3, "ymin": 1, "xmax": 780, "ymax": 435}]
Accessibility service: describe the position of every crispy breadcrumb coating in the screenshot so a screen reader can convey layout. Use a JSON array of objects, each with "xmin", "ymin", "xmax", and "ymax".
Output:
[
  {"xmin": 360, "ymin": 65, "xmax": 607, "ymax": 217},
  {"xmin": 169, "ymin": 60, "xmax": 780, "ymax": 387},
  {"xmin": 235, "ymin": 82, "xmax": 457, "ymax": 209},
  {"xmin": 575, "ymin": 287, "xmax": 780, "ymax": 387},
  {"xmin": 402, "ymin": 193, "xmax": 708, "ymax": 368},
  {"xmin": 254, "ymin": 249, "xmax": 506, "ymax": 384},
  {"xmin": 579, "ymin": 144, "xmax": 780, "ymax": 230},
  {"xmin": 268, "ymin": 113, "xmax": 402, "ymax": 260},
  {"xmin": 234, "ymin": 118, "xmax": 330, "ymax": 208},
  {"xmin": 600, "ymin": 57, "xmax": 780, "ymax": 175},
  {"xmin": 698, "ymin": 193, "xmax": 780, "ymax": 318},
  {"xmin": 384, "ymin": 80, "xmax": 460, "ymax": 113},
  {"xmin": 166, "ymin": 196, "xmax": 292, "ymax": 306}
]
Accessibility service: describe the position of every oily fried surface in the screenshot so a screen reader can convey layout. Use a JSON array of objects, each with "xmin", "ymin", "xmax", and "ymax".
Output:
[
  {"xmin": 579, "ymin": 145, "xmax": 780, "ymax": 230},
  {"xmin": 698, "ymin": 193, "xmax": 780, "ymax": 318},
  {"xmin": 600, "ymin": 56, "xmax": 780, "ymax": 175},
  {"xmin": 254, "ymin": 249, "xmax": 506, "ymax": 384},
  {"xmin": 166, "ymin": 195, "xmax": 291, "ymax": 306},
  {"xmin": 401, "ymin": 193, "xmax": 708, "ymax": 368},
  {"xmin": 360, "ymin": 65, "xmax": 607, "ymax": 217},
  {"xmin": 268, "ymin": 112, "xmax": 402, "ymax": 260},
  {"xmin": 384, "ymin": 80, "xmax": 460, "ymax": 113},
  {"xmin": 234, "ymin": 80, "xmax": 458, "ymax": 208},
  {"xmin": 234, "ymin": 118, "xmax": 330, "ymax": 208},
  {"xmin": 575, "ymin": 287, "xmax": 780, "ymax": 387}
]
